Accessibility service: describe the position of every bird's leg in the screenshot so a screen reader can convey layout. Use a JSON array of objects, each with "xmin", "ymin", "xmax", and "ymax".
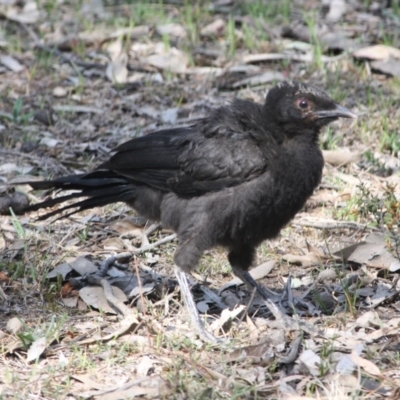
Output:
[
  {"xmin": 231, "ymin": 266, "xmax": 289, "ymax": 322},
  {"xmin": 228, "ymin": 247, "xmax": 272, "ymax": 299},
  {"xmin": 231, "ymin": 266, "xmax": 276, "ymax": 301},
  {"xmin": 229, "ymin": 247, "xmax": 292, "ymax": 326},
  {"xmin": 174, "ymin": 267, "xmax": 223, "ymax": 344}
]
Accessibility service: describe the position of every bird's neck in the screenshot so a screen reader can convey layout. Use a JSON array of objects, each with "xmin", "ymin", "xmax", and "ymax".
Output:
[{"xmin": 281, "ymin": 121, "xmax": 320, "ymax": 143}]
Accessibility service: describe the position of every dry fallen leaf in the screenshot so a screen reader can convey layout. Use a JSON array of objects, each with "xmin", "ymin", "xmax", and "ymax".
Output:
[
  {"xmin": 356, "ymin": 310, "xmax": 380, "ymax": 328},
  {"xmin": 0, "ymin": 236, "xmax": 6, "ymax": 251},
  {"xmin": 105, "ymin": 25, "xmax": 150, "ymax": 42},
  {"xmin": 62, "ymin": 297, "xmax": 78, "ymax": 308},
  {"xmin": 326, "ymin": 0, "xmax": 346, "ymax": 22},
  {"xmin": 371, "ymin": 57, "xmax": 400, "ymax": 78},
  {"xmin": 47, "ymin": 263, "xmax": 73, "ymax": 280},
  {"xmin": 79, "ymin": 285, "xmax": 128, "ymax": 314},
  {"xmin": 70, "ymin": 257, "xmax": 98, "ymax": 276},
  {"xmin": 232, "ymin": 71, "xmax": 285, "ymax": 88},
  {"xmin": 0, "ymin": 163, "xmax": 33, "ymax": 175},
  {"xmin": 349, "ymin": 350, "xmax": 382, "ymax": 377},
  {"xmin": 106, "ymin": 52, "xmax": 128, "ymax": 84},
  {"xmin": 6, "ymin": 317, "xmax": 24, "ymax": 334},
  {"xmin": 210, "ymin": 305, "xmax": 245, "ymax": 335},
  {"xmin": 323, "ymin": 150, "xmax": 363, "ymax": 166},
  {"xmin": 144, "ymin": 46, "xmax": 189, "ymax": 73},
  {"xmin": 52, "ymin": 105, "xmax": 104, "ymax": 114},
  {"xmin": 227, "ymin": 339, "xmax": 275, "ymax": 365},
  {"xmin": 136, "ymin": 356, "xmax": 157, "ymax": 377},
  {"xmin": 27, "ymin": 337, "xmax": 46, "ymax": 362},
  {"xmin": 334, "ymin": 233, "xmax": 400, "ymax": 271},
  {"xmin": 156, "ymin": 23, "xmax": 186, "ymax": 39},
  {"xmin": 129, "ymin": 283, "xmax": 154, "ymax": 299},
  {"xmin": 282, "ymin": 252, "xmax": 321, "ymax": 267},
  {"xmin": 0, "ymin": 55, "xmax": 24, "ymax": 72},
  {"xmin": 200, "ymin": 18, "xmax": 225, "ymax": 37},
  {"xmin": 53, "ymin": 86, "xmax": 68, "ymax": 97},
  {"xmin": 103, "ymin": 237, "xmax": 127, "ymax": 251},
  {"xmin": 353, "ymin": 44, "xmax": 400, "ymax": 60},
  {"xmin": 109, "ymin": 219, "xmax": 144, "ymax": 237},
  {"xmin": 0, "ymin": 271, "xmax": 9, "ymax": 283},
  {"xmin": 3, "ymin": 1, "xmax": 40, "ymax": 24},
  {"xmin": 298, "ymin": 349, "xmax": 321, "ymax": 376}
]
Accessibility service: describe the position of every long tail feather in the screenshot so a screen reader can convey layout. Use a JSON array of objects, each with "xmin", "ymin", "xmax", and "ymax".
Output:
[{"xmin": 24, "ymin": 171, "xmax": 136, "ymax": 220}]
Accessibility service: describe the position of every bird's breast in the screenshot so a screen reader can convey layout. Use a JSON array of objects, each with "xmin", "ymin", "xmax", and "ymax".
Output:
[{"xmin": 221, "ymin": 144, "xmax": 324, "ymax": 244}]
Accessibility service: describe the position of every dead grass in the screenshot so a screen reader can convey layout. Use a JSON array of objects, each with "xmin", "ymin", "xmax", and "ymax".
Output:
[{"xmin": 1, "ymin": 0, "xmax": 400, "ymax": 399}]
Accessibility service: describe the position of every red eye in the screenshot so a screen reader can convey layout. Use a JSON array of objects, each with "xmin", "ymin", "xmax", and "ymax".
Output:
[{"xmin": 298, "ymin": 99, "xmax": 309, "ymax": 109}]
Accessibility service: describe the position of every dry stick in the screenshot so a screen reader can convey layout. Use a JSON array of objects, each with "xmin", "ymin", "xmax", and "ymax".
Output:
[
  {"xmin": 238, "ymin": 287, "xmax": 257, "ymax": 324},
  {"xmin": 19, "ymin": 21, "xmax": 104, "ymax": 71},
  {"xmin": 0, "ymin": 286, "xmax": 8, "ymax": 301},
  {"xmin": 80, "ymin": 375, "xmax": 165, "ymax": 398},
  {"xmin": 144, "ymin": 222, "xmax": 162, "ymax": 236},
  {"xmin": 47, "ymin": 322, "xmax": 112, "ymax": 354},
  {"xmin": 294, "ymin": 218, "xmax": 370, "ymax": 231},
  {"xmin": 391, "ymin": 274, "xmax": 400, "ymax": 291},
  {"xmin": 110, "ymin": 233, "xmax": 177, "ymax": 260},
  {"xmin": 150, "ymin": 291, "xmax": 176, "ymax": 309}
]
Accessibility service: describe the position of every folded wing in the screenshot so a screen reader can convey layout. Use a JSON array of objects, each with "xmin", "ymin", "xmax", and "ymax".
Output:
[{"xmin": 99, "ymin": 126, "xmax": 268, "ymax": 196}]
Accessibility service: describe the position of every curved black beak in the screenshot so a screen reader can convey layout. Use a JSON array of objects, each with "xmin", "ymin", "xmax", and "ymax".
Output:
[{"xmin": 315, "ymin": 104, "xmax": 357, "ymax": 120}]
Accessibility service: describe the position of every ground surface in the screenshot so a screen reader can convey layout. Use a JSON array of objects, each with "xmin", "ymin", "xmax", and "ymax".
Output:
[{"xmin": 0, "ymin": 1, "xmax": 400, "ymax": 399}]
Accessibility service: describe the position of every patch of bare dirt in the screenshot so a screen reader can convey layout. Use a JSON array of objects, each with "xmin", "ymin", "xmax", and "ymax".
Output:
[{"xmin": 0, "ymin": 0, "xmax": 399, "ymax": 398}]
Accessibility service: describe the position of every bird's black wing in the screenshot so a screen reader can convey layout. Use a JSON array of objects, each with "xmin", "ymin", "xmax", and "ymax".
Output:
[{"xmin": 99, "ymin": 125, "xmax": 269, "ymax": 196}]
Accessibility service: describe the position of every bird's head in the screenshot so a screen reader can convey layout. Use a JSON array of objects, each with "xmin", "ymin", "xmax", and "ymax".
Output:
[{"xmin": 264, "ymin": 81, "xmax": 356, "ymax": 138}]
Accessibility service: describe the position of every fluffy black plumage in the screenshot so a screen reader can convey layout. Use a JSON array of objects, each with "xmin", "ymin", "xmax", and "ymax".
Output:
[{"xmin": 25, "ymin": 81, "xmax": 356, "ymax": 341}]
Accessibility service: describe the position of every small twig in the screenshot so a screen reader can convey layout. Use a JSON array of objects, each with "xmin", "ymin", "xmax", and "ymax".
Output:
[
  {"xmin": 111, "ymin": 234, "xmax": 177, "ymax": 260},
  {"xmin": 0, "ymin": 112, "xmax": 13, "ymax": 121},
  {"xmin": 391, "ymin": 275, "xmax": 400, "ymax": 291},
  {"xmin": 294, "ymin": 218, "xmax": 371, "ymax": 231},
  {"xmin": 19, "ymin": 20, "xmax": 105, "ymax": 71},
  {"xmin": 150, "ymin": 291, "xmax": 176, "ymax": 308},
  {"xmin": 18, "ymin": 22, "xmax": 40, "ymax": 44},
  {"xmin": 80, "ymin": 375, "xmax": 165, "ymax": 398},
  {"xmin": 0, "ymin": 286, "xmax": 8, "ymax": 301},
  {"xmin": 144, "ymin": 222, "xmax": 161, "ymax": 236},
  {"xmin": 50, "ymin": 322, "xmax": 109, "ymax": 350},
  {"xmin": 238, "ymin": 287, "xmax": 256, "ymax": 324}
]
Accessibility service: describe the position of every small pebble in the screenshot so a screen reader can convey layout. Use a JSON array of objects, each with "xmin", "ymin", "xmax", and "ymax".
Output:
[
  {"xmin": 53, "ymin": 86, "xmax": 67, "ymax": 97},
  {"xmin": 6, "ymin": 317, "xmax": 24, "ymax": 334}
]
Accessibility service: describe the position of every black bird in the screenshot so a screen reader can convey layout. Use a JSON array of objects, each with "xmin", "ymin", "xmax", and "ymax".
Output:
[{"xmin": 23, "ymin": 81, "xmax": 356, "ymax": 342}]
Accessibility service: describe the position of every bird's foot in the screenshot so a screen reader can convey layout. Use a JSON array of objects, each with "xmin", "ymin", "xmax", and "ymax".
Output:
[
  {"xmin": 97, "ymin": 255, "xmax": 130, "ymax": 277},
  {"xmin": 230, "ymin": 268, "xmax": 315, "ymax": 333},
  {"xmin": 197, "ymin": 327, "xmax": 226, "ymax": 345}
]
